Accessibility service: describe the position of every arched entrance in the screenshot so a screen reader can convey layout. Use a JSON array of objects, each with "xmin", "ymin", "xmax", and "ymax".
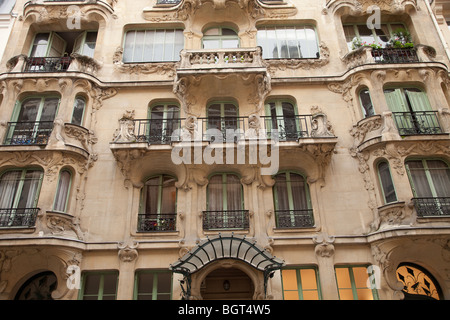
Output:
[
  {"xmin": 15, "ymin": 271, "xmax": 57, "ymax": 300},
  {"xmin": 170, "ymin": 234, "xmax": 285, "ymax": 300},
  {"xmin": 201, "ymin": 267, "xmax": 254, "ymax": 300}
]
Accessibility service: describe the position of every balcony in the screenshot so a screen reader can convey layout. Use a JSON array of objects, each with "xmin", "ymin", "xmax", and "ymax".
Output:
[
  {"xmin": 392, "ymin": 111, "xmax": 443, "ymax": 136},
  {"xmin": 275, "ymin": 209, "xmax": 315, "ymax": 228},
  {"xmin": 413, "ymin": 198, "xmax": 450, "ymax": 217},
  {"xmin": 137, "ymin": 213, "xmax": 177, "ymax": 232},
  {"xmin": 177, "ymin": 47, "xmax": 266, "ymax": 75},
  {"xmin": 371, "ymin": 48, "xmax": 419, "ymax": 64},
  {"xmin": 113, "ymin": 113, "xmax": 336, "ymax": 145},
  {"xmin": 202, "ymin": 210, "xmax": 250, "ymax": 231},
  {"xmin": 4, "ymin": 121, "xmax": 53, "ymax": 146},
  {"xmin": 24, "ymin": 56, "xmax": 72, "ymax": 73},
  {"xmin": 0, "ymin": 208, "xmax": 40, "ymax": 228}
]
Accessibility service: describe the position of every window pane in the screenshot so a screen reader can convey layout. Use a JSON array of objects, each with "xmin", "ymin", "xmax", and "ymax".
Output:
[
  {"xmin": 357, "ymin": 25, "xmax": 376, "ymax": 45},
  {"xmin": 360, "ymin": 89, "xmax": 375, "ymax": 117},
  {"xmin": 160, "ymin": 176, "xmax": 176, "ymax": 213},
  {"xmin": 303, "ymin": 291, "xmax": 319, "ymax": 300},
  {"xmin": 283, "ymin": 291, "xmax": 299, "ymax": 300},
  {"xmin": 335, "ymin": 268, "xmax": 352, "ymax": 288},
  {"xmin": 153, "ymin": 30, "xmax": 165, "ymax": 61},
  {"xmin": 300, "ymin": 269, "xmax": 317, "ymax": 290},
  {"xmin": 71, "ymin": 97, "xmax": 85, "ymax": 126},
  {"xmin": 30, "ymin": 33, "xmax": 50, "ymax": 57},
  {"xmin": 40, "ymin": 98, "xmax": 59, "ymax": 122},
  {"xmin": 138, "ymin": 273, "xmax": 154, "ymax": 294},
  {"xmin": 208, "ymin": 175, "xmax": 223, "ymax": 211},
  {"xmin": 53, "ymin": 170, "xmax": 71, "ymax": 212},
  {"xmin": 357, "ymin": 288, "xmax": 374, "ymax": 300},
  {"xmin": 378, "ymin": 162, "xmax": 397, "ymax": 203},
  {"xmin": 145, "ymin": 177, "xmax": 160, "ymax": 214},
  {"xmin": 123, "ymin": 31, "xmax": 136, "ymax": 62},
  {"xmin": 353, "ymin": 267, "xmax": 369, "ymax": 288},
  {"xmin": 157, "ymin": 273, "xmax": 172, "ymax": 295},
  {"xmin": 407, "ymin": 161, "xmax": 433, "ymax": 197},
  {"xmin": 226, "ymin": 174, "xmax": 242, "ymax": 211},
  {"xmin": 426, "ymin": 160, "xmax": 450, "ymax": 198},
  {"xmin": 289, "ymin": 173, "xmax": 308, "ymax": 210},
  {"xmin": 102, "ymin": 273, "xmax": 118, "ymax": 295},
  {"xmin": 274, "ymin": 173, "xmax": 289, "ymax": 211},
  {"xmin": 17, "ymin": 170, "xmax": 42, "ymax": 209},
  {"xmin": 17, "ymin": 98, "xmax": 40, "ymax": 122},
  {"xmin": 282, "ymin": 269, "xmax": 298, "ymax": 291},
  {"xmin": 339, "ymin": 289, "xmax": 354, "ymax": 300},
  {"xmin": 0, "ymin": 171, "xmax": 22, "ymax": 209},
  {"xmin": 83, "ymin": 274, "xmax": 100, "ymax": 295}
]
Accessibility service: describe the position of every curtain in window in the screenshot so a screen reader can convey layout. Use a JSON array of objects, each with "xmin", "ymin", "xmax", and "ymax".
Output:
[
  {"xmin": 19, "ymin": 170, "xmax": 42, "ymax": 209},
  {"xmin": 207, "ymin": 175, "xmax": 223, "ymax": 211},
  {"xmin": 427, "ymin": 160, "xmax": 450, "ymax": 197},
  {"xmin": 0, "ymin": 171, "xmax": 21, "ymax": 209},
  {"xmin": 274, "ymin": 173, "xmax": 290, "ymax": 211},
  {"xmin": 289, "ymin": 173, "xmax": 308, "ymax": 210},
  {"xmin": 53, "ymin": 171, "xmax": 71, "ymax": 212},
  {"xmin": 226, "ymin": 174, "xmax": 242, "ymax": 211},
  {"xmin": 407, "ymin": 161, "xmax": 433, "ymax": 197},
  {"xmin": 145, "ymin": 177, "xmax": 160, "ymax": 214},
  {"xmin": 160, "ymin": 176, "xmax": 176, "ymax": 213}
]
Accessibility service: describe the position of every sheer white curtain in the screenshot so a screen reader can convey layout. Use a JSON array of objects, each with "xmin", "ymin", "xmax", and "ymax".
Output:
[
  {"xmin": 226, "ymin": 174, "xmax": 242, "ymax": 211},
  {"xmin": 145, "ymin": 177, "xmax": 160, "ymax": 215},
  {"xmin": 378, "ymin": 162, "xmax": 397, "ymax": 203},
  {"xmin": 427, "ymin": 160, "xmax": 450, "ymax": 197},
  {"xmin": 160, "ymin": 176, "xmax": 176, "ymax": 213},
  {"xmin": 0, "ymin": 171, "xmax": 21, "ymax": 209},
  {"xmin": 289, "ymin": 173, "xmax": 308, "ymax": 211},
  {"xmin": 207, "ymin": 175, "xmax": 223, "ymax": 211},
  {"xmin": 407, "ymin": 160, "xmax": 433, "ymax": 197},
  {"xmin": 53, "ymin": 170, "xmax": 71, "ymax": 212},
  {"xmin": 274, "ymin": 173, "xmax": 289, "ymax": 211}
]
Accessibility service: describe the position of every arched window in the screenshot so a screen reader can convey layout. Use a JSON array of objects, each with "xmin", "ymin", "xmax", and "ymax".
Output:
[
  {"xmin": 273, "ymin": 171, "xmax": 314, "ymax": 228},
  {"xmin": 396, "ymin": 263, "xmax": 443, "ymax": 300},
  {"xmin": 377, "ymin": 161, "xmax": 397, "ymax": 204},
  {"xmin": 265, "ymin": 100, "xmax": 300, "ymax": 141},
  {"xmin": 148, "ymin": 103, "xmax": 180, "ymax": 144},
  {"xmin": 202, "ymin": 27, "xmax": 239, "ymax": 49},
  {"xmin": 71, "ymin": 96, "xmax": 86, "ymax": 126},
  {"xmin": 205, "ymin": 173, "xmax": 247, "ymax": 230},
  {"xmin": 138, "ymin": 175, "xmax": 177, "ymax": 232},
  {"xmin": 6, "ymin": 96, "xmax": 60, "ymax": 145},
  {"xmin": 53, "ymin": 169, "xmax": 72, "ymax": 212},
  {"xmin": 406, "ymin": 159, "xmax": 450, "ymax": 217},
  {"xmin": 0, "ymin": 168, "xmax": 43, "ymax": 227},
  {"xmin": 359, "ymin": 89, "xmax": 375, "ymax": 118}
]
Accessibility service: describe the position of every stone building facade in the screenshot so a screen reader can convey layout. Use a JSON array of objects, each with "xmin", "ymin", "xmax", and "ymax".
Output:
[{"xmin": 0, "ymin": 0, "xmax": 449, "ymax": 300}]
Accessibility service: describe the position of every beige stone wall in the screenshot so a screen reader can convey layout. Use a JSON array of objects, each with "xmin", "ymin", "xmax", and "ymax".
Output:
[{"xmin": 0, "ymin": 0, "xmax": 449, "ymax": 300}]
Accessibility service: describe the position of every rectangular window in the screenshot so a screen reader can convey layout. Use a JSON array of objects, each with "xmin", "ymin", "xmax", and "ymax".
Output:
[
  {"xmin": 134, "ymin": 270, "xmax": 172, "ymax": 300},
  {"xmin": 79, "ymin": 271, "xmax": 118, "ymax": 300},
  {"xmin": 257, "ymin": 26, "xmax": 319, "ymax": 59},
  {"xmin": 335, "ymin": 266, "xmax": 378, "ymax": 300},
  {"xmin": 123, "ymin": 29, "xmax": 184, "ymax": 63},
  {"xmin": 281, "ymin": 267, "xmax": 321, "ymax": 300}
]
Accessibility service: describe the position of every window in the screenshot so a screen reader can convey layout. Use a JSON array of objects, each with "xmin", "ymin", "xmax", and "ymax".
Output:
[
  {"xmin": 204, "ymin": 173, "xmax": 247, "ymax": 230},
  {"xmin": 138, "ymin": 175, "xmax": 177, "ymax": 232},
  {"xmin": 0, "ymin": 168, "xmax": 43, "ymax": 227},
  {"xmin": 282, "ymin": 267, "xmax": 321, "ymax": 300},
  {"xmin": 123, "ymin": 29, "xmax": 184, "ymax": 63},
  {"xmin": 134, "ymin": 270, "xmax": 172, "ymax": 300},
  {"xmin": 202, "ymin": 27, "xmax": 239, "ymax": 49},
  {"xmin": 359, "ymin": 89, "xmax": 375, "ymax": 118},
  {"xmin": 335, "ymin": 266, "xmax": 378, "ymax": 300},
  {"xmin": 257, "ymin": 26, "xmax": 319, "ymax": 59},
  {"xmin": 79, "ymin": 271, "xmax": 118, "ymax": 300},
  {"xmin": 396, "ymin": 263, "xmax": 443, "ymax": 300},
  {"xmin": 273, "ymin": 171, "xmax": 314, "ymax": 228},
  {"xmin": 406, "ymin": 159, "xmax": 450, "ymax": 216},
  {"xmin": 6, "ymin": 96, "xmax": 59, "ymax": 145},
  {"xmin": 29, "ymin": 32, "xmax": 66, "ymax": 58},
  {"xmin": 53, "ymin": 170, "xmax": 71, "ymax": 212},
  {"xmin": 265, "ymin": 100, "xmax": 300, "ymax": 140},
  {"xmin": 148, "ymin": 103, "xmax": 180, "ymax": 144},
  {"xmin": 71, "ymin": 96, "xmax": 86, "ymax": 126},
  {"xmin": 206, "ymin": 102, "xmax": 239, "ymax": 142},
  {"xmin": 377, "ymin": 161, "xmax": 397, "ymax": 204},
  {"xmin": 343, "ymin": 23, "xmax": 405, "ymax": 50},
  {"xmin": 72, "ymin": 31, "xmax": 97, "ymax": 58},
  {"xmin": 384, "ymin": 88, "xmax": 441, "ymax": 135}
]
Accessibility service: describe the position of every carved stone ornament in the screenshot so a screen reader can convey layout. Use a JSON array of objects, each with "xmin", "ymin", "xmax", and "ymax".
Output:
[
  {"xmin": 118, "ymin": 240, "xmax": 139, "ymax": 262},
  {"xmin": 113, "ymin": 110, "xmax": 137, "ymax": 143},
  {"xmin": 42, "ymin": 212, "xmax": 86, "ymax": 240},
  {"xmin": 313, "ymin": 232, "xmax": 335, "ymax": 258},
  {"xmin": 323, "ymin": 0, "xmax": 418, "ymax": 15}
]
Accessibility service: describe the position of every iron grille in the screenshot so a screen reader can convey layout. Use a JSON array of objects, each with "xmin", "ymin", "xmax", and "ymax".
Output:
[
  {"xmin": 392, "ymin": 111, "xmax": 443, "ymax": 135},
  {"xmin": 275, "ymin": 209, "xmax": 314, "ymax": 228},
  {"xmin": 202, "ymin": 210, "xmax": 250, "ymax": 230},
  {"xmin": 0, "ymin": 208, "xmax": 39, "ymax": 228},
  {"xmin": 413, "ymin": 197, "xmax": 450, "ymax": 217},
  {"xmin": 4, "ymin": 121, "xmax": 53, "ymax": 145},
  {"xmin": 137, "ymin": 213, "xmax": 177, "ymax": 232}
]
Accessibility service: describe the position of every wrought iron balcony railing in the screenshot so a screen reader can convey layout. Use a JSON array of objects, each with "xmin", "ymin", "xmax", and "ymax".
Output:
[
  {"xmin": 203, "ymin": 210, "xmax": 250, "ymax": 230},
  {"xmin": 261, "ymin": 115, "xmax": 315, "ymax": 140},
  {"xmin": 372, "ymin": 48, "xmax": 419, "ymax": 64},
  {"xmin": 24, "ymin": 56, "xmax": 72, "ymax": 73},
  {"xmin": 0, "ymin": 208, "xmax": 40, "ymax": 228},
  {"xmin": 137, "ymin": 213, "xmax": 177, "ymax": 232},
  {"xmin": 413, "ymin": 197, "xmax": 450, "ymax": 217},
  {"xmin": 4, "ymin": 121, "xmax": 54, "ymax": 145},
  {"xmin": 156, "ymin": 0, "xmax": 181, "ymax": 4},
  {"xmin": 132, "ymin": 118, "xmax": 182, "ymax": 144},
  {"xmin": 275, "ymin": 209, "xmax": 315, "ymax": 228},
  {"xmin": 392, "ymin": 111, "xmax": 443, "ymax": 136}
]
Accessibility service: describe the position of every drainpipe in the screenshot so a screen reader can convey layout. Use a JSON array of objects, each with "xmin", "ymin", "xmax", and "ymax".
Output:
[{"xmin": 424, "ymin": 0, "xmax": 450, "ymax": 63}]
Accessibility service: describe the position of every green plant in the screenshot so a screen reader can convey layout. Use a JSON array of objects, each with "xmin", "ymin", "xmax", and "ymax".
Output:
[{"xmin": 387, "ymin": 28, "xmax": 414, "ymax": 48}]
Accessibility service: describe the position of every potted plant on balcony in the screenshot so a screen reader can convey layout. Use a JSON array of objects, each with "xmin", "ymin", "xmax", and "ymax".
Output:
[{"xmin": 387, "ymin": 28, "xmax": 414, "ymax": 49}]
